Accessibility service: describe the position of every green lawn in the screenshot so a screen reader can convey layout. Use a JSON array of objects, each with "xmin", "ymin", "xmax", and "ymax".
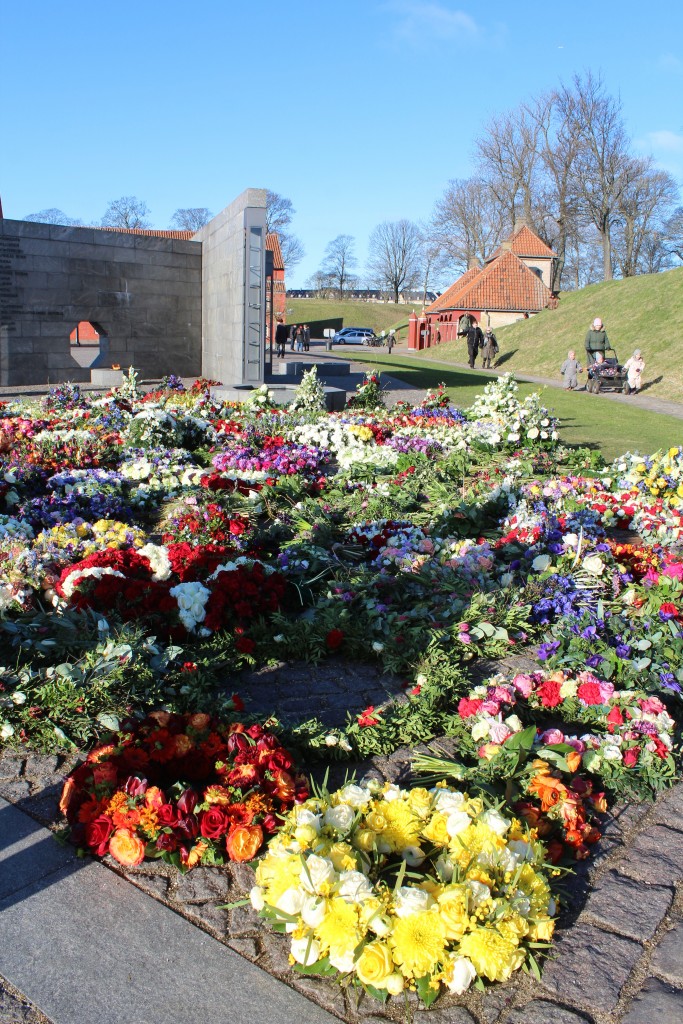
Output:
[
  {"xmin": 285, "ymin": 298, "xmax": 415, "ymax": 338},
  {"xmin": 342, "ymin": 352, "xmax": 682, "ymax": 462}
]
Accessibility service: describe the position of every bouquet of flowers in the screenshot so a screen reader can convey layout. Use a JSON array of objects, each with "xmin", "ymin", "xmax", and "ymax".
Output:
[
  {"xmin": 250, "ymin": 779, "xmax": 557, "ymax": 1005},
  {"xmin": 59, "ymin": 711, "xmax": 308, "ymax": 871}
]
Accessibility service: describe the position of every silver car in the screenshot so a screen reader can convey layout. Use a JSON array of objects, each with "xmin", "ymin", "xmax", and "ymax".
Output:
[{"xmin": 333, "ymin": 327, "xmax": 376, "ymax": 345}]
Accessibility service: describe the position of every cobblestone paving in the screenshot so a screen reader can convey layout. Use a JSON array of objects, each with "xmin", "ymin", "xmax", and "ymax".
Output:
[{"xmin": 2, "ymin": 655, "xmax": 682, "ymax": 1024}]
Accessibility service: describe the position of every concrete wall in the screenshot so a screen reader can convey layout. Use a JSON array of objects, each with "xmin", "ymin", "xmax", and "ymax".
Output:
[
  {"xmin": 196, "ymin": 189, "xmax": 266, "ymax": 388},
  {"xmin": 0, "ymin": 220, "xmax": 202, "ymax": 386}
]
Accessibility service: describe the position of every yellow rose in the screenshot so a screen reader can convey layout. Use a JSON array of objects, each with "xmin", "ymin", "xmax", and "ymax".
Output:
[
  {"xmin": 294, "ymin": 824, "xmax": 319, "ymax": 849},
  {"xmin": 421, "ymin": 812, "xmax": 450, "ymax": 847},
  {"xmin": 528, "ymin": 916, "xmax": 555, "ymax": 942},
  {"xmin": 355, "ymin": 941, "xmax": 394, "ymax": 988},
  {"xmin": 497, "ymin": 912, "xmax": 529, "ymax": 941},
  {"xmin": 385, "ymin": 973, "xmax": 405, "ymax": 995},
  {"xmin": 365, "ymin": 811, "xmax": 388, "ymax": 833},
  {"xmin": 353, "ymin": 829, "xmax": 377, "ymax": 853},
  {"xmin": 438, "ymin": 892, "xmax": 469, "ymax": 940},
  {"xmin": 328, "ymin": 842, "xmax": 358, "ymax": 872},
  {"xmin": 408, "ymin": 788, "xmax": 432, "ymax": 819}
]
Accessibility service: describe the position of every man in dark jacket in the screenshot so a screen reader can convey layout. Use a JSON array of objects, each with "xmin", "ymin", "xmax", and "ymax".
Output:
[
  {"xmin": 584, "ymin": 318, "xmax": 609, "ymax": 364},
  {"xmin": 466, "ymin": 322, "xmax": 484, "ymax": 369},
  {"xmin": 275, "ymin": 318, "xmax": 288, "ymax": 358}
]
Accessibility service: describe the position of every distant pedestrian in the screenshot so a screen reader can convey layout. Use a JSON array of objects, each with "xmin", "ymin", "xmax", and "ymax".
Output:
[
  {"xmin": 481, "ymin": 328, "xmax": 499, "ymax": 368},
  {"xmin": 387, "ymin": 332, "xmax": 394, "ymax": 354},
  {"xmin": 623, "ymin": 349, "xmax": 645, "ymax": 394},
  {"xmin": 289, "ymin": 324, "xmax": 297, "ymax": 351},
  {"xmin": 466, "ymin": 322, "xmax": 484, "ymax": 368},
  {"xmin": 435, "ymin": 329, "xmax": 441, "ymax": 345},
  {"xmin": 560, "ymin": 350, "xmax": 583, "ymax": 390},
  {"xmin": 584, "ymin": 317, "xmax": 609, "ymax": 364},
  {"xmin": 275, "ymin": 318, "xmax": 288, "ymax": 358},
  {"xmin": 295, "ymin": 325, "xmax": 304, "ymax": 352},
  {"xmin": 303, "ymin": 324, "xmax": 311, "ymax": 352}
]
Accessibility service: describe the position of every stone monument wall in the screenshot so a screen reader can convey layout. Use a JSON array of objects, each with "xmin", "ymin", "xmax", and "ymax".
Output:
[{"xmin": 0, "ymin": 220, "xmax": 202, "ymax": 386}]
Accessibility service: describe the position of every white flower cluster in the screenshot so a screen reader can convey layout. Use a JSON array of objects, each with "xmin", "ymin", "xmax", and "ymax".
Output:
[{"xmin": 169, "ymin": 581, "xmax": 211, "ymax": 631}]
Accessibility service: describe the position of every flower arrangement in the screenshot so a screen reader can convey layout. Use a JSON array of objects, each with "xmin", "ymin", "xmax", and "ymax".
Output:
[
  {"xmin": 250, "ymin": 779, "xmax": 557, "ymax": 1004},
  {"xmin": 59, "ymin": 711, "xmax": 308, "ymax": 871},
  {"xmin": 346, "ymin": 372, "xmax": 386, "ymax": 411}
]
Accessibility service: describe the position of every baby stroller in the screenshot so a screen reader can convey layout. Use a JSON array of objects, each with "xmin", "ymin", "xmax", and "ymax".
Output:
[{"xmin": 586, "ymin": 347, "xmax": 630, "ymax": 394}]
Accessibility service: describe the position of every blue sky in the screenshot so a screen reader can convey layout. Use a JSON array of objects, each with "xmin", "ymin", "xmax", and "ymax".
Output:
[{"xmin": 2, "ymin": 1, "xmax": 682, "ymax": 286}]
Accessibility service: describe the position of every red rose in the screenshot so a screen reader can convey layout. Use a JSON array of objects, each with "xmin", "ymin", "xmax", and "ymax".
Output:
[
  {"xmin": 325, "ymin": 628, "xmax": 344, "ymax": 650},
  {"xmin": 606, "ymin": 707, "xmax": 624, "ymax": 733},
  {"xmin": 458, "ymin": 697, "xmax": 483, "ymax": 719},
  {"xmin": 235, "ymin": 636, "xmax": 255, "ymax": 654},
  {"xmin": 199, "ymin": 806, "xmax": 231, "ymax": 839},
  {"xmin": 537, "ymin": 679, "xmax": 563, "ymax": 708},
  {"xmin": 623, "ymin": 747, "xmax": 640, "ymax": 767},
  {"xmin": 267, "ymin": 749, "xmax": 294, "ymax": 772},
  {"xmin": 155, "ymin": 832, "xmax": 178, "ymax": 853},
  {"xmin": 91, "ymin": 762, "xmax": 119, "ymax": 787},
  {"xmin": 85, "ymin": 815, "xmax": 114, "ymax": 856},
  {"xmin": 577, "ymin": 682, "xmax": 603, "ymax": 705},
  {"xmin": 157, "ymin": 803, "xmax": 180, "ymax": 828}
]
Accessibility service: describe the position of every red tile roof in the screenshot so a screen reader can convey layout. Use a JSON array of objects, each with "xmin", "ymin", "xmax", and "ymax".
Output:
[
  {"xmin": 94, "ymin": 226, "xmax": 196, "ymax": 240},
  {"xmin": 486, "ymin": 223, "xmax": 556, "ymax": 262},
  {"xmin": 426, "ymin": 265, "xmax": 482, "ymax": 313},
  {"xmin": 431, "ymin": 250, "xmax": 552, "ymax": 313},
  {"xmin": 266, "ymin": 232, "xmax": 284, "ymax": 271}
]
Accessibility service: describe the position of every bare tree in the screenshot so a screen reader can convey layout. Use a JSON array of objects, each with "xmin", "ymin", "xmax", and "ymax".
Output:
[
  {"xmin": 101, "ymin": 196, "xmax": 152, "ymax": 229},
  {"xmin": 476, "ymin": 106, "xmax": 541, "ymax": 228},
  {"xmin": 320, "ymin": 234, "xmax": 357, "ymax": 299},
  {"xmin": 23, "ymin": 208, "xmax": 82, "ymax": 225},
  {"xmin": 431, "ymin": 176, "xmax": 506, "ymax": 274},
  {"xmin": 265, "ymin": 190, "xmax": 304, "ymax": 270},
  {"xmin": 665, "ymin": 207, "xmax": 683, "ymax": 262},
  {"xmin": 612, "ymin": 161, "xmax": 679, "ymax": 277},
  {"xmin": 366, "ymin": 220, "xmax": 424, "ymax": 304},
  {"xmin": 280, "ymin": 233, "xmax": 305, "ymax": 271},
  {"xmin": 560, "ymin": 73, "xmax": 631, "ymax": 281},
  {"xmin": 170, "ymin": 208, "xmax": 213, "ymax": 231}
]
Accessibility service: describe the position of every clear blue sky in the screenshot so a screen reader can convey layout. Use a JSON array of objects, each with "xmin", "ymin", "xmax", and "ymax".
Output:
[{"xmin": 2, "ymin": 1, "xmax": 681, "ymax": 286}]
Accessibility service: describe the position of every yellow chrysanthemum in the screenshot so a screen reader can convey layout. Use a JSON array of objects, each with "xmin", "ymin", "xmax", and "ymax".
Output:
[
  {"xmin": 255, "ymin": 852, "xmax": 302, "ymax": 905},
  {"xmin": 390, "ymin": 911, "xmax": 447, "ymax": 978},
  {"xmin": 497, "ymin": 911, "xmax": 529, "ymax": 941},
  {"xmin": 458, "ymin": 926, "xmax": 525, "ymax": 982},
  {"xmin": 379, "ymin": 800, "xmax": 422, "ymax": 852},
  {"xmin": 314, "ymin": 897, "xmax": 361, "ymax": 956},
  {"xmin": 449, "ymin": 822, "xmax": 505, "ymax": 867}
]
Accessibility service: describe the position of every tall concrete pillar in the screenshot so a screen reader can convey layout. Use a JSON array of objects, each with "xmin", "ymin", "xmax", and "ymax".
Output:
[{"xmin": 196, "ymin": 189, "xmax": 267, "ymax": 387}]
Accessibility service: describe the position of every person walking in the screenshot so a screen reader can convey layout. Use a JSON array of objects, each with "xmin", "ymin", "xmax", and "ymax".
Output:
[
  {"xmin": 466, "ymin": 321, "xmax": 484, "ymax": 369},
  {"xmin": 295, "ymin": 325, "xmax": 304, "ymax": 352},
  {"xmin": 623, "ymin": 349, "xmax": 645, "ymax": 394},
  {"xmin": 289, "ymin": 324, "xmax": 297, "ymax": 351},
  {"xmin": 387, "ymin": 331, "xmax": 395, "ymax": 354},
  {"xmin": 560, "ymin": 350, "xmax": 583, "ymax": 390},
  {"xmin": 303, "ymin": 324, "xmax": 311, "ymax": 352},
  {"xmin": 275, "ymin": 318, "xmax": 288, "ymax": 359},
  {"xmin": 481, "ymin": 328, "xmax": 499, "ymax": 368},
  {"xmin": 584, "ymin": 317, "xmax": 609, "ymax": 365}
]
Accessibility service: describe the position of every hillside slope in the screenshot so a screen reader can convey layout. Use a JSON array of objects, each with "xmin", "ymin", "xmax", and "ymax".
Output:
[
  {"xmin": 419, "ymin": 267, "xmax": 683, "ymax": 402},
  {"xmin": 284, "ymin": 299, "xmax": 414, "ymax": 337}
]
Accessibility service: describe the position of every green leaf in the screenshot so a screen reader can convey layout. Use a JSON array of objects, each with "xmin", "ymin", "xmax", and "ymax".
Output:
[
  {"xmin": 504, "ymin": 725, "xmax": 537, "ymax": 752},
  {"xmin": 414, "ymin": 974, "xmax": 440, "ymax": 1008},
  {"xmin": 363, "ymin": 984, "xmax": 389, "ymax": 1004},
  {"xmin": 292, "ymin": 956, "xmax": 337, "ymax": 977},
  {"xmin": 96, "ymin": 712, "xmax": 120, "ymax": 732}
]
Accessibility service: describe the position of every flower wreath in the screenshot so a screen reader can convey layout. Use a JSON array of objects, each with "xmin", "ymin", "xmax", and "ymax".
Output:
[
  {"xmin": 59, "ymin": 711, "xmax": 308, "ymax": 871},
  {"xmin": 250, "ymin": 780, "xmax": 557, "ymax": 1005}
]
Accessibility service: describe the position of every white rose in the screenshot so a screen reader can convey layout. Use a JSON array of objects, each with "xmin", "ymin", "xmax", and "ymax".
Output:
[
  {"xmin": 563, "ymin": 533, "xmax": 580, "ymax": 549},
  {"xmin": 249, "ymin": 886, "xmax": 265, "ymax": 911},
  {"xmin": 401, "ymin": 846, "xmax": 426, "ymax": 867},
  {"xmin": 299, "ymin": 854, "xmax": 336, "ymax": 894},
  {"xmin": 583, "ymin": 555, "xmax": 605, "ymax": 575},
  {"xmin": 0, "ymin": 723, "xmax": 14, "ymax": 740},
  {"xmin": 508, "ymin": 840, "xmax": 534, "ymax": 863},
  {"xmin": 445, "ymin": 956, "xmax": 476, "ymax": 995},
  {"xmin": 324, "ymin": 734, "xmax": 338, "ymax": 747},
  {"xmin": 527, "ymin": 427, "xmax": 539, "ymax": 439},
  {"xmin": 504, "ymin": 714, "xmax": 523, "ymax": 732},
  {"xmin": 480, "ymin": 808, "xmax": 510, "ymax": 836},
  {"xmin": 394, "ymin": 886, "xmax": 435, "ymax": 917},
  {"xmin": 11, "ymin": 691, "xmax": 27, "ymax": 705},
  {"xmin": 337, "ymin": 871, "xmax": 374, "ymax": 903},
  {"xmin": 432, "ymin": 789, "xmax": 466, "ymax": 814},
  {"xmin": 532, "ymin": 554, "xmax": 551, "ymax": 572},
  {"xmin": 604, "ymin": 744, "xmax": 623, "ymax": 761},
  {"xmin": 467, "ymin": 880, "xmax": 491, "ymax": 906},
  {"xmin": 372, "ymin": 641, "xmax": 385, "ymax": 653},
  {"xmin": 381, "ymin": 784, "xmax": 402, "ymax": 802},
  {"xmin": 329, "ymin": 949, "xmax": 355, "ymax": 973},
  {"xmin": 338, "ymin": 784, "xmax": 371, "ymax": 808},
  {"xmin": 446, "ymin": 810, "xmax": 472, "ymax": 837},
  {"xmin": 290, "ymin": 935, "xmax": 321, "ymax": 966},
  {"xmin": 324, "ymin": 804, "xmax": 355, "ymax": 832},
  {"xmin": 301, "ymin": 895, "xmax": 327, "ymax": 928},
  {"xmin": 276, "ymin": 887, "xmax": 306, "ymax": 926},
  {"xmin": 296, "ymin": 809, "xmax": 322, "ymax": 832},
  {"xmin": 470, "ymin": 720, "xmax": 491, "ymax": 742}
]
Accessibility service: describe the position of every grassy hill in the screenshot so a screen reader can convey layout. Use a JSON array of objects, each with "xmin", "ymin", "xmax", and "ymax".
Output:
[
  {"xmin": 284, "ymin": 298, "xmax": 415, "ymax": 338},
  {"xmin": 418, "ymin": 266, "xmax": 683, "ymax": 403}
]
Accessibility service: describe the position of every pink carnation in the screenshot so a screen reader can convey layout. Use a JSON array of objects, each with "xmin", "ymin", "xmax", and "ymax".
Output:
[
  {"xmin": 639, "ymin": 696, "xmax": 666, "ymax": 715},
  {"xmin": 512, "ymin": 673, "xmax": 534, "ymax": 698}
]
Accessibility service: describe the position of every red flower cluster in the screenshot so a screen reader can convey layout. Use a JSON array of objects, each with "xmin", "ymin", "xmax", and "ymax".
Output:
[{"xmin": 59, "ymin": 711, "xmax": 309, "ymax": 871}]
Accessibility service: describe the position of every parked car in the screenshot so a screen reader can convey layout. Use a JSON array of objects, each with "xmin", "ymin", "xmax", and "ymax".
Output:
[{"xmin": 332, "ymin": 327, "xmax": 376, "ymax": 345}]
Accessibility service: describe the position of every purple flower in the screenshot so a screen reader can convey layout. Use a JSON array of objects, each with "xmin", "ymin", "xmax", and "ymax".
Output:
[{"xmin": 585, "ymin": 654, "xmax": 604, "ymax": 668}]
